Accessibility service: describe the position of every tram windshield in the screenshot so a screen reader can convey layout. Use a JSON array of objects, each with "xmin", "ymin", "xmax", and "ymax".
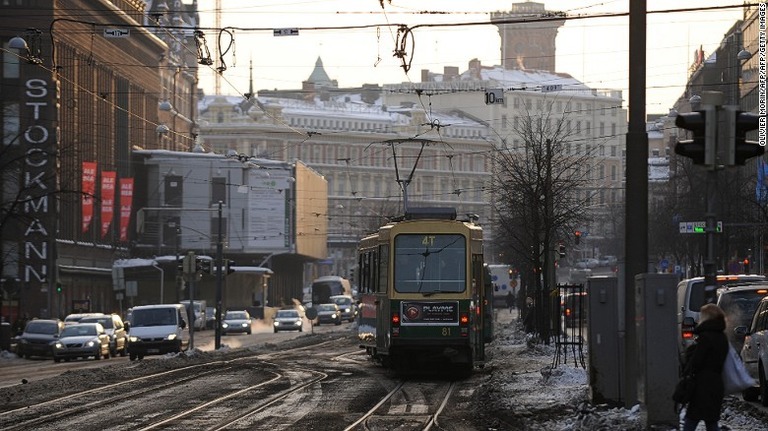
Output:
[{"xmin": 393, "ymin": 234, "xmax": 466, "ymax": 294}]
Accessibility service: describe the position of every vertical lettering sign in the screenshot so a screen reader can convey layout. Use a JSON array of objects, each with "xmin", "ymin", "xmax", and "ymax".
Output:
[
  {"xmin": 20, "ymin": 77, "xmax": 56, "ymax": 284},
  {"xmin": 81, "ymin": 161, "xmax": 97, "ymax": 233},
  {"xmin": 119, "ymin": 178, "xmax": 134, "ymax": 241},
  {"xmin": 100, "ymin": 171, "xmax": 116, "ymax": 237}
]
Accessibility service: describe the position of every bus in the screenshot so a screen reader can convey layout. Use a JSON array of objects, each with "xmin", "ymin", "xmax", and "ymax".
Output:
[{"xmin": 310, "ymin": 275, "xmax": 352, "ymax": 306}]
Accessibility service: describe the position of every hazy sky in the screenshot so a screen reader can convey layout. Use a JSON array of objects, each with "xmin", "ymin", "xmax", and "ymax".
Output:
[{"xmin": 194, "ymin": 0, "xmax": 745, "ymax": 114}]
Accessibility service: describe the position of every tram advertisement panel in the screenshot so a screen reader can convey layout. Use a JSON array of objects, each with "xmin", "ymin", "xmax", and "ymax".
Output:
[{"xmin": 401, "ymin": 301, "xmax": 458, "ymax": 325}]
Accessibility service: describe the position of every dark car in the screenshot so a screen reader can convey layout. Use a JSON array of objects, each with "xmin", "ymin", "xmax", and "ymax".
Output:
[
  {"xmin": 315, "ymin": 303, "xmax": 342, "ymax": 326},
  {"xmin": 221, "ymin": 310, "xmax": 252, "ymax": 335},
  {"xmin": 273, "ymin": 309, "xmax": 303, "ymax": 333},
  {"xmin": 205, "ymin": 306, "xmax": 216, "ymax": 330},
  {"xmin": 17, "ymin": 319, "xmax": 64, "ymax": 359},
  {"xmin": 52, "ymin": 323, "xmax": 110, "ymax": 362},
  {"xmin": 79, "ymin": 313, "xmax": 129, "ymax": 357},
  {"xmin": 329, "ymin": 295, "xmax": 357, "ymax": 322}
]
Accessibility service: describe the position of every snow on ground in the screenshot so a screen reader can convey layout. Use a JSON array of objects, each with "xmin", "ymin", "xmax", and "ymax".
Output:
[{"xmin": 479, "ymin": 309, "xmax": 768, "ymax": 431}]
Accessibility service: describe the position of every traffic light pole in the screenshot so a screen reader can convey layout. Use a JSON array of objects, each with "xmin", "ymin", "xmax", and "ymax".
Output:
[
  {"xmin": 214, "ymin": 200, "xmax": 223, "ymax": 350},
  {"xmin": 703, "ymin": 92, "xmax": 723, "ymax": 302}
]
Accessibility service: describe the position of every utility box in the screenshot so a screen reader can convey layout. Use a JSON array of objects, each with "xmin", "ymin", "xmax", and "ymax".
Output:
[
  {"xmin": 587, "ymin": 276, "xmax": 623, "ymax": 405},
  {"xmin": 635, "ymin": 273, "xmax": 679, "ymax": 428}
]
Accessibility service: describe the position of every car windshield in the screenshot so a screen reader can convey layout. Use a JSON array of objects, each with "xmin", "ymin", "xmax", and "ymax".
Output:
[
  {"xmin": 60, "ymin": 326, "xmax": 97, "ymax": 337},
  {"xmin": 332, "ymin": 297, "xmax": 351, "ymax": 306},
  {"xmin": 319, "ymin": 304, "xmax": 336, "ymax": 311},
  {"xmin": 131, "ymin": 308, "xmax": 178, "ymax": 327},
  {"xmin": 25, "ymin": 321, "xmax": 59, "ymax": 334},
  {"xmin": 276, "ymin": 310, "xmax": 299, "ymax": 318},
  {"xmin": 80, "ymin": 317, "xmax": 113, "ymax": 328},
  {"xmin": 719, "ymin": 290, "xmax": 768, "ymax": 326},
  {"xmin": 226, "ymin": 312, "xmax": 248, "ymax": 320}
]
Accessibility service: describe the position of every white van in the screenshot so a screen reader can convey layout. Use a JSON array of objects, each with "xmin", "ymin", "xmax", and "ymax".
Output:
[{"xmin": 127, "ymin": 304, "xmax": 189, "ymax": 361}]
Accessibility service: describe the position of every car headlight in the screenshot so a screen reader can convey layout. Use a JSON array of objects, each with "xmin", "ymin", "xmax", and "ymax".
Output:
[
  {"xmin": 54, "ymin": 342, "xmax": 63, "ymax": 349},
  {"xmin": 167, "ymin": 334, "xmax": 177, "ymax": 341},
  {"xmin": 86, "ymin": 340, "xmax": 96, "ymax": 347},
  {"xmin": 331, "ymin": 313, "xmax": 337, "ymax": 318},
  {"xmin": 274, "ymin": 322, "xmax": 280, "ymax": 327},
  {"xmin": 294, "ymin": 321, "xmax": 302, "ymax": 326},
  {"xmin": 344, "ymin": 308, "xmax": 350, "ymax": 313},
  {"xmin": 20, "ymin": 339, "xmax": 29, "ymax": 344},
  {"xmin": 129, "ymin": 336, "xmax": 139, "ymax": 342},
  {"xmin": 241, "ymin": 322, "xmax": 249, "ymax": 328},
  {"xmin": 222, "ymin": 323, "xmax": 229, "ymax": 328}
]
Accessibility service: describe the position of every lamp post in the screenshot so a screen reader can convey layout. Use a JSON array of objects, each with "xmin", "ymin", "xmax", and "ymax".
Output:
[{"xmin": 214, "ymin": 200, "xmax": 223, "ymax": 350}]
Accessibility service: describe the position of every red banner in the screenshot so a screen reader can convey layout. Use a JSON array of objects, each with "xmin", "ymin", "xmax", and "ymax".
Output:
[
  {"xmin": 100, "ymin": 171, "xmax": 116, "ymax": 238},
  {"xmin": 81, "ymin": 161, "xmax": 97, "ymax": 233},
  {"xmin": 119, "ymin": 178, "xmax": 134, "ymax": 241}
]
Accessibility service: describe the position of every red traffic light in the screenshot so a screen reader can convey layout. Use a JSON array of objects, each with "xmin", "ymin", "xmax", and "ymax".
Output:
[{"xmin": 574, "ymin": 231, "xmax": 581, "ymax": 244}]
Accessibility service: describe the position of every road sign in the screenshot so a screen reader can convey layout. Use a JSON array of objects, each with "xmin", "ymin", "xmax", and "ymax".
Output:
[
  {"xmin": 541, "ymin": 84, "xmax": 562, "ymax": 93},
  {"xmin": 273, "ymin": 28, "xmax": 299, "ymax": 36},
  {"xmin": 678, "ymin": 221, "xmax": 723, "ymax": 234},
  {"xmin": 104, "ymin": 28, "xmax": 130, "ymax": 38},
  {"xmin": 485, "ymin": 89, "xmax": 504, "ymax": 105}
]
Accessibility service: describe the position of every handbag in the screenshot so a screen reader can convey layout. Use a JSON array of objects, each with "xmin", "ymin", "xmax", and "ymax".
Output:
[
  {"xmin": 722, "ymin": 344, "xmax": 756, "ymax": 395},
  {"xmin": 672, "ymin": 374, "xmax": 695, "ymax": 404}
]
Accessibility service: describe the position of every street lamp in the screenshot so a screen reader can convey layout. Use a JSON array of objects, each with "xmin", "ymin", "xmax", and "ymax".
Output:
[{"xmin": 151, "ymin": 262, "xmax": 164, "ymax": 304}]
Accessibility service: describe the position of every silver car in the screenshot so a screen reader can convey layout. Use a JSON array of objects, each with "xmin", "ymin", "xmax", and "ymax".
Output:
[
  {"xmin": 739, "ymin": 295, "xmax": 768, "ymax": 404},
  {"xmin": 52, "ymin": 323, "xmax": 110, "ymax": 362},
  {"xmin": 273, "ymin": 309, "xmax": 303, "ymax": 333}
]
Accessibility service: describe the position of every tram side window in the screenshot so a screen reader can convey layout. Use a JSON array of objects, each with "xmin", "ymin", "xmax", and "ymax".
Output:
[{"xmin": 378, "ymin": 245, "xmax": 389, "ymax": 293}]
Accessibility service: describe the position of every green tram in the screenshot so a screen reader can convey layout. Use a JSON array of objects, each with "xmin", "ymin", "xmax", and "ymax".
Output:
[{"xmin": 356, "ymin": 207, "xmax": 493, "ymax": 374}]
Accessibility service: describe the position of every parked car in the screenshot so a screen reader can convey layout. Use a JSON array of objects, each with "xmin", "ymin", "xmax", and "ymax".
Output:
[
  {"xmin": 677, "ymin": 274, "xmax": 766, "ymax": 357},
  {"xmin": 561, "ymin": 291, "xmax": 588, "ymax": 327},
  {"xmin": 221, "ymin": 310, "xmax": 252, "ymax": 335},
  {"xmin": 273, "ymin": 309, "xmax": 303, "ymax": 333},
  {"xmin": 329, "ymin": 294, "xmax": 357, "ymax": 322},
  {"xmin": 738, "ymin": 294, "xmax": 768, "ymax": 404},
  {"xmin": 315, "ymin": 303, "xmax": 342, "ymax": 326},
  {"xmin": 598, "ymin": 255, "xmax": 617, "ymax": 267},
  {"xmin": 52, "ymin": 323, "xmax": 110, "ymax": 362},
  {"xmin": 79, "ymin": 313, "xmax": 129, "ymax": 357},
  {"xmin": 716, "ymin": 284, "xmax": 768, "ymax": 353},
  {"xmin": 17, "ymin": 319, "xmax": 64, "ymax": 359}
]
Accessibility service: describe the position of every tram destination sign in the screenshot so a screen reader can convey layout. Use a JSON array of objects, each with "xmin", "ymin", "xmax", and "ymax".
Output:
[{"xmin": 678, "ymin": 221, "xmax": 723, "ymax": 234}]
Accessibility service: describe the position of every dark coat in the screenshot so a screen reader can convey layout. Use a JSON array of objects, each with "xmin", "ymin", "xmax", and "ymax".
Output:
[{"xmin": 681, "ymin": 316, "xmax": 728, "ymax": 422}]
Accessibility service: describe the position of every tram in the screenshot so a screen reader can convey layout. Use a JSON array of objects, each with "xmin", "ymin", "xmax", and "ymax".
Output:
[{"xmin": 356, "ymin": 207, "xmax": 493, "ymax": 374}]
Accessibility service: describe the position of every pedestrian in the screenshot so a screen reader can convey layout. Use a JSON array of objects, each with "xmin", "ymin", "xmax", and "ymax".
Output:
[
  {"xmin": 679, "ymin": 303, "xmax": 729, "ymax": 431},
  {"xmin": 505, "ymin": 291, "xmax": 515, "ymax": 314}
]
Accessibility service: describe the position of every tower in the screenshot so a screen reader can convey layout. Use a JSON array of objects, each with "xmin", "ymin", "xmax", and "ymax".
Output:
[{"xmin": 490, "ymin": 2, "xmax": 565, "ymax": 72}]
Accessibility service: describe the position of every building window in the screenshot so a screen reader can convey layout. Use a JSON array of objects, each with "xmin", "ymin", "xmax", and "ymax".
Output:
[
  {"xmin": 501, "ymin": 115, "xmax": 507, "ymax": 130},
  {"xmin": 212, "ymin": 177, "xmax": 226, "ymax": 205},
  {"xmin": 164, "ymin": 175, "xmax": 183, "ymax": 207}
]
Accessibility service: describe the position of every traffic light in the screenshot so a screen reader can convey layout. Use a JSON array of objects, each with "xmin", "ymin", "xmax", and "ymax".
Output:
[
  {"xmin": 225, "ymin": 259, "xmax": 236, "ymax": 275},
  {"xmin": 731, "ymin": 110, "xmax": 764, "ymax": 165},
  {"xmin": 743, "ymin": 258, "xmax": 750, "ymax": 274},
  {"xmin": 56, "ymin": 283, "xmax": 62, "ymax": 293},
  {"xmin": 574, "ymin": 231, "xmax": 581, "ymax": 245},
  {"xmin": 674, "ymin": 109, "xmax": 714, "ymax": 165},
  {"xmin": 196, "ymin": 257, "xmax": 212, "ymax": 274},
  {"xmin": 557, "ymin": 242, "xmax": 566, "ymax": 258}
]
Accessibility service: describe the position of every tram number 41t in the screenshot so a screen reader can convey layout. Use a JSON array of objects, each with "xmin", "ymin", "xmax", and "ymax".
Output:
[{"xmin": 485, "ymin": 89, "xmax": 504, "ymax": 105}]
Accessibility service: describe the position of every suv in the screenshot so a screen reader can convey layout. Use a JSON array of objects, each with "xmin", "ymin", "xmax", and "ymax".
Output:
[
  {"xmin": 676, "ymin": 274, "xmax": 766, "ymax": 356},
  {"xmin": 716, "ymin": 284, "xmax": 768, "ymax": 353},
  {"xmin": 739, "ymin": 295, "xmax": 768, "ymax": 404},
  {"xmin": 329, "ymin": 295, "xmax": 357, "ymax": 322},
  {"xmin": 17, "ymin": 319, "xmax": 64, "ymax": 359},
  {"xmin": 79, "ymin": 313, "xmax": 129, "ymax": 357}
]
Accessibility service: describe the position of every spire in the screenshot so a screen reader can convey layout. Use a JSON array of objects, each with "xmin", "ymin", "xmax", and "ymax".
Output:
[
  {"xmin": 307, "ymin": 56, "xmax": 333, "ymax": 85},
  {"xmin": 248, "ymin": 58, "xmax": 254, "ymax": 99}
]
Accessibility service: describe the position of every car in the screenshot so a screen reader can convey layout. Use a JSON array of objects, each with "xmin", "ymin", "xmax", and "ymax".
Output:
[
  {"xmin": 315, "ymin": 303, "xmax": 342, "ymax": 326},
  {"xmin": 79, "ymin": 313, "xmax": 129, "ymax": 357},
  {"xmin": 738, "ymin": 295, "xmax": 768, "ymax": 404},
  {"xmin": 63, "ymin": 313, "xmax": 102, "ymax": 326},
  {"xmin": 17, "ymin": 319, "xmax": 64, "ymax": 359},
  {"xmin": 52, "ymin": 323, "xmax": 110, "ymax": 362},
  {"xmin": 561, "ymin": 291, "xmax": 588, "ymax": 327},
  {"xmin": 273, "ymin": 309, "xmax": 303, "ymax": 333},
  {"xmin": 716, "ymin": 284, "xmax": 768, "ymax": 354},
  {"xmin": 221, "ymin": 310, "xmax": 252, "ymax": 335},
  {"xmin": 205, "ymin": 307, "xmax": 217, "ymax": 330},
  {"xmin": 677, "ymin": 274, "xmax": 766, "ymax": 357},
  {"xmin": 127, "ymin": 304, "xmax": 189, "ymax": 361},
  {"xmin": 598, "ymin": 255, "xmax": 617, "ymax": 267},
  {"xmin": 329, "ymin": 294, "xmax": 357, "ymax": 322}
]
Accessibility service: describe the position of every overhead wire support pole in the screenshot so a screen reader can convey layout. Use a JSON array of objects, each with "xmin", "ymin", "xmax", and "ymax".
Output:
[{"xmin": 215, "ymin": 200, "xmax": 224, "ymax": 350}]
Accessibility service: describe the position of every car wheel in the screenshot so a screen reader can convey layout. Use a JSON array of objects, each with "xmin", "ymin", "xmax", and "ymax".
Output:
[
  {"xmin": 743, "ymin": 386, "xmax": 760, "ymax": 402},
  {"xmin": 120, "ymin": 343, "xmax": 127, "ymax": 357},
  {"xmin": 299, "ymin": 326, "xmax": 303, "ymax": 332},
  {"xmin": 104, "ymin": 349, "xmax": 110, "ymax": 359},
  {"xmin": 335, "ymin": 320, "xmax": 341, "ymax": 326},
  {"xmin": 760, "ymin": 364, "xmax": 768, "ymax": 407},
  {"xmin": 247, "ymin": 330, "xmax": 252, "ymax": 335},
  {"xmin": 53, "ymin": 356, "xmax": 61, "ymax": 363},
  {"xmin": 95, "ymin": 351, "xmax": 101, "ymax": 360},
  {"xmin": 138, "ymin": 355, "xmax": 144, "ymax": 360},
  {"xmin": 129, "ymin": 352, "xmax": 137, "ymax": 361},
  {"xmin": 274, "ymin": 328, "xmax": 278, "ymax": 333}
]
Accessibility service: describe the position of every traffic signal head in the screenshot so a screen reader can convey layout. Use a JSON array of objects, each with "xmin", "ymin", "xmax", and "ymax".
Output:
[
  {"xmin": 732, "ymin": 111, "xmax": 764, "ymax": 165},
  {"xmin": 574, "ymin": 231, "xmax": 581, "ymax": 245},
  {"xmin": 56, "ymin": 283, "xmax": 62, "ymax": 293},
  {"xmin": 675, "ymin": 110, "xmax": 714, "ymax": 165},
  {"xmin": 225, "ymin": 259, "xmax": 236, "ymax": 275},
  {"xmin": 196, "ymin": 257, "xmax": 213, "ymax": 274},
  {"xmin": 558, "ymin": 243, "xmax": 566, "ymax": 258}
]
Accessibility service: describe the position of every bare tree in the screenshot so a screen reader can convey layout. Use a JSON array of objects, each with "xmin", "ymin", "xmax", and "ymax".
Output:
[{"xmin": 490, "ymin": 107, "xmax": 595, "ymax": 342}]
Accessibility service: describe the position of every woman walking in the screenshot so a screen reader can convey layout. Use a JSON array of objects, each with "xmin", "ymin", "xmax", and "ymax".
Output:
[{"xmin": 679, "ymin": 303, "xmax": 729, "ymax": 431}]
